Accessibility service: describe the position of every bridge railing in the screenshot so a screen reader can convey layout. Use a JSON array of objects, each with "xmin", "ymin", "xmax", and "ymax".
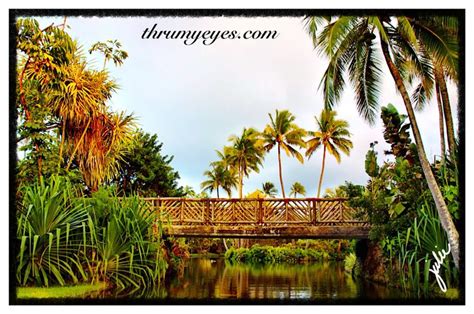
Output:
[{"xmin": 143, "ymin": 197, "xmax": 367, "ymax": 226}]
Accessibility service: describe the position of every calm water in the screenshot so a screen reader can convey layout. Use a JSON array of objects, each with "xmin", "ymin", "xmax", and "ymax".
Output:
[{"xmin": 117, "ymin": 257, "xmax": 407, "ymax": 301}]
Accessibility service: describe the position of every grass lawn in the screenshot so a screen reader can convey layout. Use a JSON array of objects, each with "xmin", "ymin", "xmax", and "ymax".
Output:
[{"xmin": 17, "ymin": 282, "xmax": 107, "ymax": 299}]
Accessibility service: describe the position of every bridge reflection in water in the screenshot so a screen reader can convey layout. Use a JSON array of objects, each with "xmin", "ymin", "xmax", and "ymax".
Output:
[
  {"xmin": 144, "ymin": 198, "xmax": 370, "ymax": 239},
  {"xmin": 164, "ymin": 258, "xmax": 402, "ymax": 300}
]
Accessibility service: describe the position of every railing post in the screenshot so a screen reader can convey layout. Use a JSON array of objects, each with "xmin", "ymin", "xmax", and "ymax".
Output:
[
  {"xmin": 311, "ymin": 199, "xmax": 317, "ymax": 225},
  {"xmin": 180, "ymin": 198, "xmax": 184, "ymax": 224},
  {"xmin": 317, "ymin": 199, "xmax": 321, "ymax": 222},
  {"xmin": 258, "ymin": 199, "xmax": 263, "ymax": 225},
  {"xmin": 340, "ymin": 200, "xmax": 344, "ymax": 223},
  {"xmin": 204, "ymin": 199, "xmax": 210, "ymax": 224},
  {"xmin": 312, "ymin": 200, "xmax": 320, "ymax": 225}
]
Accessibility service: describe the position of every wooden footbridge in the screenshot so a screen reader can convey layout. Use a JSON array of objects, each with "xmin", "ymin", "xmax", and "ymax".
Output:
[{"xmin": 144, "ymin": 197, "xmax": 370, "ymax": 239}]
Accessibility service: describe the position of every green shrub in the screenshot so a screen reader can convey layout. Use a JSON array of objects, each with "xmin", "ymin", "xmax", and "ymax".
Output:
[
  {"xmin": 16, "ymin": 176, "xmax": 169, "ymax": 291},
  {"xmin": 17, "ymin": 176, "xmax": 89, "ymax": 287},
  {"xmin": 225, "ymin": 244, "xmax": 332, "ymax": 265}
]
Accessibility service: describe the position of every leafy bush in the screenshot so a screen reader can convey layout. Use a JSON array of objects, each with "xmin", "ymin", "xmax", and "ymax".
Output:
[
  {"xmin": 386, "ymin": 202, "xmax": 458, "ymax": 296},
  {"xmin": 17, "ymin": 176, "xmax": 89, "ymax": 286},
  {"xmin": 16, "ymin": 176, "xmax": 169, "ymax": 291},
  {"xmin": 83, "ymin": 190, "xmax": 168, "ymax": 290},
  {"xmin": 225, "ymin": 244, "xmax": 331, "ymax": 265}
]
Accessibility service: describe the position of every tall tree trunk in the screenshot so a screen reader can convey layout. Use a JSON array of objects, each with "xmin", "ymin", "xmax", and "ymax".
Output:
[
  {"xmin": 317, "ymin": 146, "xmax": 327, "ymax": 198},
  {"xmin": 434, "ymin": 65, "xmax": 456, "ymax": 156},
  {"xmin": 238, "ymin": 164, "xmax": 243, "ymax": 199},
  {"xmin": 217, "ymin": 187, "xmax": 220, "ymax": 198},
  {"xmin": 277, "ymin": 144, "xmax": 286, "ymax": 198},
  {"xmin": 380, "ymin": 39, "xmax": 459, "ymax": 268},
  {"xmin": 435, "ymin": 82, "xmax": 446, "ymax": 160}
]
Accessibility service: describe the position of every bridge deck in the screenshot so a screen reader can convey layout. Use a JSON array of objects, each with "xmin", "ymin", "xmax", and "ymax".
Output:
[{"xmin": 145, "ymin": 197, "xmax": 369, "ymax": 239}]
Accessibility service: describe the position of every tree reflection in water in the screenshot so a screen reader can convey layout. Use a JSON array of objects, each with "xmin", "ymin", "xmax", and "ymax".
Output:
[{"xmin": 160, "ymin": 258, "xmax": 404, "ymax": 300}]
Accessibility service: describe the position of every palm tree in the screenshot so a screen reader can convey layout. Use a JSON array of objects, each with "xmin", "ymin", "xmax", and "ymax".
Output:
[
  {"xmin": 306, "ymin": 109, "xmax": 353, "ymax": 197},
  {"xmin": 201, "ymin": 163, "xmax": 237, "ymax": 198},
  {"xmin": 48, "ymin": 60, "xmax": 117, "ymax": 170},
  {"xmin": 262, "ymin": 182, "xmax": 278, "ymax": 197},
  {"xmin": 72, "ymin": 111, "xmax": 135, "ymax": 192},
  {"xmin": 262, "ymin": 110, "xmax": 307, "ymax": 198},
  {"xmin": 290, "ymin": 182, "xmax": 306, "ymax": 197},
  {"xmin": 211, "ymin": 147, "xmax": 238, "ymax": 197},
  {"xmin": 201, "ymin": 164, "xmax": 225, "ymax": 198},
  {"xmin": 227, "ymin": 128, "xmax": 265, "ymax": 198},
  {"xmin": 89, "ymin": 40, "xmax": 129, "ymax": 70},
  {"xmin": 304, "ymin": 15, "xmax": 460, "ymax": 267},
  {"xmin": 409, "ymin": 17, "xmax": 459, "ymax": 157}
]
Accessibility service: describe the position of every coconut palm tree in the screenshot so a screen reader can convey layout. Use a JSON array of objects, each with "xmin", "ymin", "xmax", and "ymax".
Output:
[
  {"xmin": 211, "ymin": 147, "xmax": 239, "ymax": 197},
  {"xmin": 290, "ymin": 182, "xmax": 306, "ymax": 198},
  {"xmin": 201, "ymin": 164, "xmax": 225, "ymax": 198},
  {"xmin": 306, "ymin": 109, "xmax": 353, "ymax": 197},
  {"xmin": 409, "ymin": 17, "xmax": 459, "ymax": 157},
  {"xmin": 304, "ymin": 15, "xmax": 460, "ymax": 267},
  {"xmin": 262, "ymin": 110, "xmax": 307, "ymax": 198},
  {"xmin": 262, "ymin": 182, "xmax": 278, "ymax": 197},
  {"xmin": 227, "ymin": 128, "xmax": 265, "ymax": 198}
]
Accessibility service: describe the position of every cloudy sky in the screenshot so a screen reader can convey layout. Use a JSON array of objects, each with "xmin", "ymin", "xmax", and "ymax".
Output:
[{"xmin": 35, "ymin": 15, "xmax": 458, "ymax": 197}]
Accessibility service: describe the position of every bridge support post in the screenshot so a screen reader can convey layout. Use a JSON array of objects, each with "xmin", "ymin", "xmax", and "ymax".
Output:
[
  {"xmin": 312, "ymin": 200, "xmax": 320, "ymax": 225},
  {"xmin": 257, "ymin": 199, "xmax": 263, "ymax": 225}
]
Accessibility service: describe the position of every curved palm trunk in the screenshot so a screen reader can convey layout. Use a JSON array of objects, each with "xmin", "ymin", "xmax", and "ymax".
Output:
[
  {"xmin": 317, "ymin": 146, "xmax": 327, "ymax": 198},
  {"xmin": 381, "ymin": 39, "xmax": 459, "ymax": 268},
  {"xmin": 434, "ymin": 65, "xmax": 456, "ymax": 156},
  {"xmin": 216, "ymin": 187, "xmax": 220, "ymax": 198},
  {"xmin": 435, "ymin": 82, "xmax": 446, "ymax": 160},
  {"xmin": 277, "ymin": 144, "xmax": 286, "ymax": 198}
]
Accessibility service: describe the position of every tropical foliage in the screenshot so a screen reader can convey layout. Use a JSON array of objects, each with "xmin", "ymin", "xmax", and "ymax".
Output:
[
  {"xmin": 16, "ymin": 176, "xmax": 168, "ymax": 290},
  {"xmin": 16, "ymin": 18, "xmax": 135, "ymax": 192},
  {"xmin": 304, "ymin": 14, "xmax": 460, "ymax": 267},
  {"xmin": 111, "ymin": 130, "xmax": 184, "ymax": 197}
]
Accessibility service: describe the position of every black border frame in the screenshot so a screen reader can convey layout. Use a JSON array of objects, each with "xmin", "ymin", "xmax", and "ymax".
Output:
[{"xmin": 9, "ymin": 8, "xmax": 466, "ymax": 306}]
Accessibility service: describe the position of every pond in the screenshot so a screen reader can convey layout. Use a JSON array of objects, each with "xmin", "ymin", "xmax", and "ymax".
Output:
[
  {"xmin": 162, "ymin": 258, "xmax": 404, "ymax": 300},
  {"xmin": 92, "ymin": 257, "xmax": 408, "ymax": 301}
]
